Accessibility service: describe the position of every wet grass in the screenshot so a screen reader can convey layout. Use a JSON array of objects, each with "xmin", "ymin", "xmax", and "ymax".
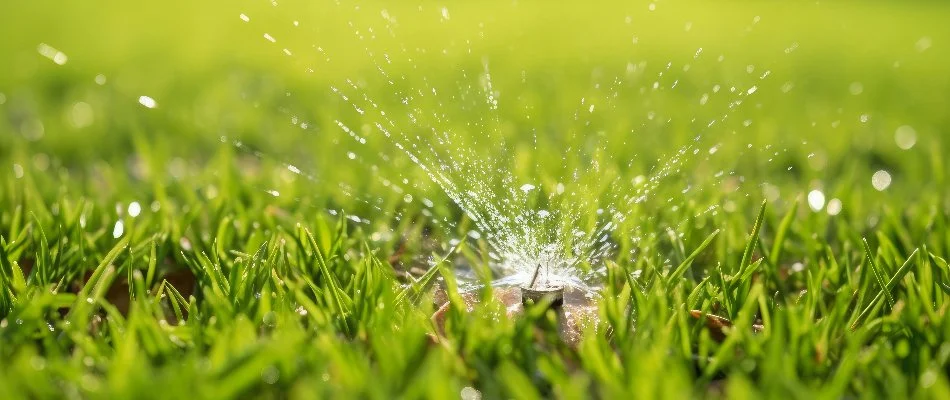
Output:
[{"xmin": 2, "ymin": 0, "xmax": 950, "ymax": 398}]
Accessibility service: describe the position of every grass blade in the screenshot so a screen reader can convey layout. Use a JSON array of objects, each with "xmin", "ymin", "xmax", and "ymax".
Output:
[
  {"xmin": 668, "ymin": 229, "xmax": 720, "ymax": 288},
  {"xmin": 851, "ymin": 248, "xmax": 918, "ymax": 329},
  {"xmin": 769, "ymin": 199, "xmax": 799, "ymax": 265},
  {"xmin": 862, "ymin": 238, "xmax": 894, "ymax": 309},
  {"xmin": 394, "ymin": 243, "xmax": 459, "ymax": 305},
  {"xmin": 738, "ymin": 200, "xmax": 768, "ymax": 277}
]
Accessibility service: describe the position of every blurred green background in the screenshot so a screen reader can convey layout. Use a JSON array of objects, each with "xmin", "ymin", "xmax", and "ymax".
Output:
[
  {"xmin": 2, "ymin": 0, "xmax": 948, "ymax": 178},
  {"xmin": 1, "ymin": 0, "xmax": 949, "ymax": 248}
]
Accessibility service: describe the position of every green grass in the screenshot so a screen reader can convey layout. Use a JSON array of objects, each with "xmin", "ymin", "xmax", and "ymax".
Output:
[{"xmin": 2, "ymin": 0, "xmax": 950, "ymax": 398}]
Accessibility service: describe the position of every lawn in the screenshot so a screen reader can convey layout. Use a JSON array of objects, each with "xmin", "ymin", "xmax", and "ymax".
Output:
[{"xmin": 1, "ymin": 0, "xmax": 950, "ymax": 398}]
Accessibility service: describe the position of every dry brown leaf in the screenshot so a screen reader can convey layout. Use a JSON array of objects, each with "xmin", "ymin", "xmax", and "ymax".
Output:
[{"xmin": 689, "ymin": 310, "xmax": 765, "ymax": 342}]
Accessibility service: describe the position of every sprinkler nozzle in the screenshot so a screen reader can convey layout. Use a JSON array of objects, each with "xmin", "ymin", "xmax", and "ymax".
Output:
[
  {"xmin": 528, "ymin": 263, "xmax": 542, "ymax": 288},
  {"xmin": 520, "ymin": 285, "xmax": 564, "ymax": 308}
]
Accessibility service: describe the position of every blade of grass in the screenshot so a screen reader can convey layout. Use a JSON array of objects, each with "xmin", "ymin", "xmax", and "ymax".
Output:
[
  {"xmin": 862, "ymin": 238, "xmax": 894, "ymax": 309},
  {"xmin": 851, "ymin": 248, "xmax": 919, "ymax": 329},
  {"xmin": 738, "ymin": 200, "xmax": 768, "ymax": 277},
  {"xmin": 769, "ymin": 199, "xmax": 799, "ymax": 265},
  {"xmin": 929, "ymin": 252, "xmax": 950, "ymax": 295},
  {"xmin": 394, "ymin": 242, "xmax": 461, "ymax": 305},
  {"xmin": 667, "ymin": 229, "xmax": 720, "ymax": 289},
  {"xmin": 301, "ymin": 226, "xmax": 351, "ymax": 318}
]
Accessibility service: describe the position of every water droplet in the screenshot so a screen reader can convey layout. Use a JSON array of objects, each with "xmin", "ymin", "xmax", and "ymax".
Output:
[
  {"xmin": 827, "ymin": 198, "xmax": 842, "ymax": 216},
  {"xmin": 239, "ymin": 13, "xmax": 250, "ymax": 22},
  {"xmin": 128, "ymin": 202, "xmax": 142, "ymax": 217},
  {"xmin": 895, "ymin": 125, "xmax": 917, "ymax": 150},
  {"xmin": 807, "ymin": 190, "xmax": 826, "ymax": 211},
  {"xmin": 112, "ymin": 221, "xmax": 124, "ymax": 238},
  {"xmin": 262, "ymin": 311, "xmax": 277, "ymax": 327},
  {"xmin": 69, "ymin": 102, "xmax": 94, "ymax": 128},
  {"xmin": 519, "ymin": 184, "xmax": 536, "ymax": 192},
  {"xmin": 37, "ymin": 43, "xmax": 68, "ymax": 65},
  {"xmin": 138, "ymin": 96, "xmax": 157, "ymax": 109},
  {"xmin": 461, "ymin": 386, "xmax": 482, "ymax": 400},
  {"xmin": 791, "ymin": 262, "xmax": 805, "ymax": 273},
  {"xmin": 872, "ymin": 170, "xmax": 892, "ymax": 191}
]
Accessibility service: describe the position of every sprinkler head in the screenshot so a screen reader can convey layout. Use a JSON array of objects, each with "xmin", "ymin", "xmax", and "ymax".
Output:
[
  {"xmin": 522, "ymin": 263, "xmax": 564, "ymax": 308},
  {"xmin": 520, "ymin": 285, "xmax": 564, "ymax": 308}
]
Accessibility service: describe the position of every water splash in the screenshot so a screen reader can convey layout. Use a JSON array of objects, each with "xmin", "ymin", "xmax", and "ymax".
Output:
[{"xmin": 235, "ymin": 2, "xmax": 781, "ymax": 291}]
